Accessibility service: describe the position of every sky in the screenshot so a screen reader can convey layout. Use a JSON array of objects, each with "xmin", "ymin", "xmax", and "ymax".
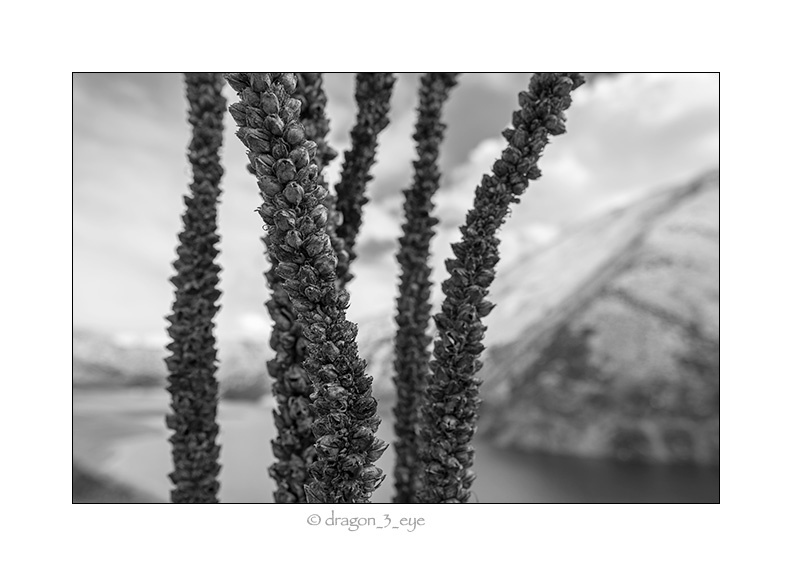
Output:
[{"xmin": 72, "ymin": 73, "xmax": 719, "ymax": 346}]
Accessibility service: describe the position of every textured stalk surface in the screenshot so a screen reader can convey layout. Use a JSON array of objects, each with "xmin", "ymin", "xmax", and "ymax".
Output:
[
  {"xmin": 295, "ymin": 73, "xmax": 350, "ymax": 286},
  {"xmin": 392, "ymin": 73, "xmax": 460, "ymax": 503},
  {"xmin": 165, "ymin": 72, "xmax": 226, "ymax": 504},
  {"xmin": 243, "ymin": 73, "xmax": 339, "ymax": 503},
  {"xmin": 334, "ymin": 73, "xmax": 396, "ymax": 286},
  {"xmin": 226, "ymin": 73, "xmax": 387, "ymax": 503},
  {"xmin": 416, "ymin": 73, "xmax": 586, "ymax": 503}
]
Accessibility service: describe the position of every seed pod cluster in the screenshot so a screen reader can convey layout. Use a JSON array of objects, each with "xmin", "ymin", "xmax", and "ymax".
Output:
[
  {"xmin": 392, "ymin": 73, "xmax": 460, "ymax": 503},
  {"xmin": 165, "ymin": 73, "xmax": 226, "ymax": 503},
  {"xmin": 295, "ymin": 73, "xmax": 338, "ymax": 170},
  {"xmin": 241, "ymin": 73, "xmax": 341, "ymax": 503},
  {"xmin": 334, "ymin": 73, "xmax": 396, "ymax": 287},
  {"xmin": 226, "ymin": 73, "xmax": 386, "ymax": 503},
  {"xmin": 294, "ymin": 73, "xmax": 350, "ymax": 290},
  {"xmin": 416, "ymin": 73, "xmax": 586, "ymax": 503}
]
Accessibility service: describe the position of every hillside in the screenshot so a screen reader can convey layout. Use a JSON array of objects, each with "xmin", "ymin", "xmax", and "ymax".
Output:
[{"xmin": 479, "ymin": 170, "xmax": 719, "ymax": 464}]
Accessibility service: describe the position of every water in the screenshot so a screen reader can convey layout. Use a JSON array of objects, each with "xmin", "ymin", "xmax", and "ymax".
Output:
[{"xmin": 73, "ymin": 388, "xmax": 718, "ymax": 503}]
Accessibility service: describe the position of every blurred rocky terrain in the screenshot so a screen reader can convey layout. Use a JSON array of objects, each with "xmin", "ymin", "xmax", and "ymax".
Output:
[
  {"xmin": 479, "ymin": 170, "xmax": 719, "ymax": 465},
  {"xmin": 72, "ymin": 330, "xmax": 270, "ymax": 400},
  {"xmin": 355, "ymin": 169, "xmax": 719, "ymax": 465}
]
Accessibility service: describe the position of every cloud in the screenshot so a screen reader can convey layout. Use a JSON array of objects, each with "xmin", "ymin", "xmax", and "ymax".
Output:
[
  {"xmin": 73, "ymin": 73, "xmax": 718, "ymax": 341},
  {"xmin": 236, "ymin": 312, "xmax": 271, "ymax": 339}
]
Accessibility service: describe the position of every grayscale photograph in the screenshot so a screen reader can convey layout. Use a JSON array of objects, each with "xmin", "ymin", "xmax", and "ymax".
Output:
[{"xmin": 72, "ymin": 72, "xmax": 719, "ymax": 504}]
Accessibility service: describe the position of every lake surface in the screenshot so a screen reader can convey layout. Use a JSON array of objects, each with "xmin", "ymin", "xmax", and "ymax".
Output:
[{"xmin": 73, "ymin": 388, "xmax": 718, "ymax": 503}]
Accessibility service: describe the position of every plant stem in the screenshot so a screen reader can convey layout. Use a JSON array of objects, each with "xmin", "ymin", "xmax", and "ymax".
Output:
[
  {"xmin": 226, "ymin": 73, "xmax": 387, "ymax": 503},
  {"xmin": 164, "ymin": 72, "xmax": 226, "ymax": 504},
  {"xmin": 392, "ymin": 73, "xmax": 460, "ymax": 503},
  {"xmin": 295, "ymin": 73, "xmax": 350, "ymax": 289},
  {"xmin": 416, "ymin": 73, "xmax": 586, "ymax": 503},
  {"xmin": 334, "ymin": 73, "xmax": 396, "ymax": 287}
]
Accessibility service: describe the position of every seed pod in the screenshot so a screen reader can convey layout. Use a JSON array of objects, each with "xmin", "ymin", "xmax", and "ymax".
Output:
[
  {"xmin": 303, "ymin": 140, "xmax": 318, "ymax": 159},
  {"xmin": 322, "ymin": 341, "xmax": 340, "ymax": 360},
  {"xmin": 245, "ymin": 107, "xmax": 266, "ymax": 129},
  {"xmin": 301, "ymin": 323, "xmax": 324, "ymax": 343},
  {"xmin": 283, "ymin": 182, "xmax": 305, "ymax": 205},
  {"xmin": 274, "ymin": 209, "xmax": 297, "ymax": 231},
  {"xmin": 545, "ymin": 114, "xmax": 565, "ymax": 136},
  {"xmin": 314, "ymin": 254, "xmax": 336, "ymax": 279},
  {"xmin": 228, "ymin": 102, "xmax": 247, "ymax": 124},
  {"xmin": 249, "ymin": 73, "xmax": 272, "ymax": 92},
  {"xmin": 275, "ymin": 261, "xmax": 299, "ymax": 280},
  {"xmin": 224, "ymin": 73, "xmax": 247, "ymax": 92},
  {"xmin": 297, "ymin": 264, "xmax": 319, "ymax": 287},
  {"xmin": 359, "ymin": 464, "xmax": 382, "ymax": 483},
  {"xmin": 244, "ymin": 129, "xmax": 269, "ymax": 153},
  {"xmin": 274, "ymin": 159, "xmax": 297, "ymax": 183},
  {"xmin": 304, "ymin": 285, "xmax": 323, "ymax": 302},
  {"xmin": 292, "ymin": 297, "xmax": 312, "ymax": 314},
  {"xmin": 302, "ymin": 234, "xmax": 328, "ymax": 257},
  {"xmin": 341, "ymin": 453, "xmax": 366, "ymax": 474},
  {"xmin": 264, "ymin": 114, "xmax": 285, "ymax": 137},
  {"xmin": 502, "ymin": 146, "xmax": 521, "ymax": 165},
  {"xmin": 281, "ymin": 98, "xmax": 302, "ymax": 122},
  {"xmin": 284, "ymin": 123, "xmax": 306, "ymax": 145},
  {"xmin": 336, "ymin": 290, "xmax": 350, "ymax": 309},
  {"xmin": 310, "ymin": 205, "xmax": 328, "ymax": 228},
  {"xmin": 290, "ymin": 147, "xmax": 310, "ymax": 169},
  {"xmin": 317, "ymin": 433, "xmax": 345, "ymax": 457},
  {"xmin": 512, "ymin": 127, "xmax": 529, "ymax": 148},
  {"xmin": 554, "ymin": 76, "xmax": 574, "ymax": 96},
  {"xmin": 313, "ymin": 183, "xmax": 328, "ymax": 201},
  {"xmin": 316, "ymin": 364, "xmax": 338, "ymax": 383},
  {"xmin": 255, "ymin": 156, "xmax": 275, "ymax": 175},
  {"xmin": 272, "ymin": 140, "xmax": 289, "ymax": 159},
  {"xmin": 242, "ymin": 89, "xmax": 263, "ymax": 110},
  {"xmin": 368, "ymin": 437, "xmax": 388, "ymax": 461},
  {"xmin": 285, "ymin": 230, "xmax": 302, "ymax": 249},
  {"xmin": 325, "ymin": 385, "xmax": 348, "ymax": 402},
  {"xmin": 280, "ymin": 73, "xmax": 298, "ymax": 93},
  {"xmin": 304, "ymin": 483, "xmax": 325, "ymax": 504},
  {"xmin": 477, "ymin": 300, "xmax": 495, "ymax": 317},
  {"xmin": 260, "ymin": 92, "xmax": 280, "ymax": 115},
  {"xmin": 256, "ymin": 203, "xmax": 275, "ymax": 221},
  {"xmin": 493, "ymin": 159, "xmax": 510, "ymax": 177}
]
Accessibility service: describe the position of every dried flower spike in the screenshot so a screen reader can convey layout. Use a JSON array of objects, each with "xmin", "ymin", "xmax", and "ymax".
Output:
[
  {"xmin": 226, "ymin": 73, "xmax": 386, "ymax": 503},
  {"xmin": 293, "ymin": 73, "xmax": 350, "ymax": 292},
  {"xmin": 334, "ymin": 73, "xmax": 396, "ymax": 287},
  {"xmin": 416, "ymin": 73, "xmax": 586, "ymax": 504},
  {"xmin": 234, "ymin": 73, "xmax": 343, "ymax": 503},
  {"xmin": 165, "ymin": 73, "xmax": 226, "ymax": 503},
  {"xmin": 392, "ymin": 73, "xmax": 460, "ymax": 503}
]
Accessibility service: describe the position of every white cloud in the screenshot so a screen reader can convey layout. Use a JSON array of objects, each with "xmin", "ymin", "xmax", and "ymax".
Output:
[{"xmin": 237, "ymin": 313, "xmax": 271, "ymax": 339}]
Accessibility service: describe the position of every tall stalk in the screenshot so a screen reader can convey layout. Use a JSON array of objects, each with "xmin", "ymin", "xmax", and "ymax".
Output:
[
  {"xmin": 416, "ymin": 73, "xmax": 586, "ymax": 503},
  {"xmin": 164, "ymin": 73, "xmax": 226, "ymax": 503},
  {"xmin": 334, "ymin": 72, "xmax": 396, "ymax": 287},
  {"xmin": 233, "ymin": 74, "xmax": 338, "ymax": 503},
  {"xmin": 392, "ymin": 73, "xmax": 460, "ymax": 503},
  {"xmin": 296, "ymin": 73, "xmax": 350, "ymax": 287},
  {"xmin": 226, "ymin": 73, "xmax": 387, "ymax": 503}
]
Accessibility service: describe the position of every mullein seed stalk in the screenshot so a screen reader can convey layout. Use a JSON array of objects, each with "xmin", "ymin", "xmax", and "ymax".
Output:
[
  {"xmin": 295, "ymin": 73, "xmax": 350, "ymax": 288},
  {"xmin": 164, "ymin": 72, "xmax": 226, "ymax": 503},
  {"xmin": 226, "ymin": 73, "xmax": 387, "ymax": 503},
  {"xmin": 334, "ymin": 73, "xmax": 396, "ymax": 287},
  {"xmin": 416, "ymin": 73, "xmax": 586, "ymax": 503},
  {"xmin": 392, "ymin": 73, "xmax": 460, "ymax": 503},
  {"xmin": 243, "ymin": 74, "xmax": 339, "ymax": 503}
]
